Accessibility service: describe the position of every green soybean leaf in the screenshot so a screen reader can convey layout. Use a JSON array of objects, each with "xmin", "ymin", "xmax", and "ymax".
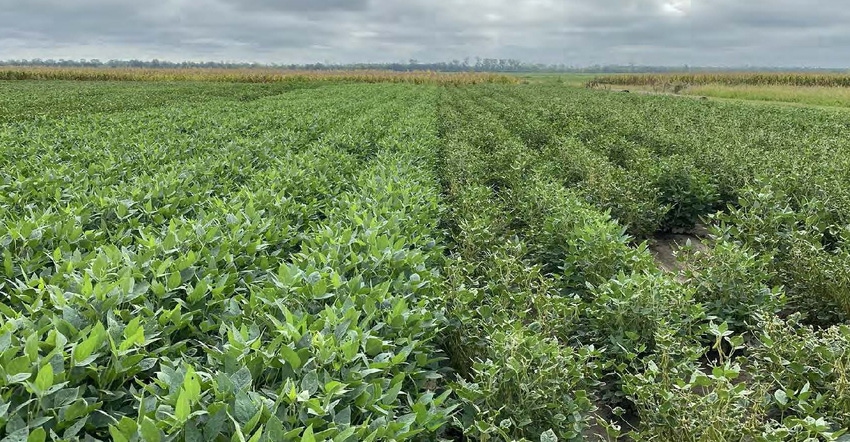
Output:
[
  {"xmin": 333, "ymin": 427, "xmax": 356, "ymax": 442},
  {"xmin": 175, "ymin": 391, "xmax": 191, "ymax": 423},
  {"xmin": 3, "ymin": 248, "xmax": 13, "ymax": 278},
  {"xmin": 2, "ymin": 427, "xmax": 29, "ymax": 442},
  {"xmin": 247, "ymin": 427, "xmax": 263, "ymax": 442},
  {"xmin": 231, "ymin": 367, "xmax": 252, "ymax": 392},
  {"xmin": 774, "ymin": 389, "xmax": 788, "ymax": 406},
  {"xmin": 263, "ymin": 416, "xmax": 284, "ymax": 442},
  {"xmin": 73, "ymin": 322, "xmax": 106, "ymax": 366},
  {"xmin": 140, "ymin": 416, "xmax": 161, "ymax": 442},
  {"xmin": 108, "ymin": 425, "xmax": 130, "ymax": 442},
  {"xmin": 34, "ymin": 363, "xmax": 54, "ymax": 393},
  {"xmin": 540, "ymin": 429, "xmax": 558, "ymax": 442},
  {"xmin": 27, "ymin": 428, "xmax": 46, "ymax": 442},
  {"xmin": 279, "ymin": 345, "xmax": 302, "ymax": 370},
  {"xmin": 300, "ymin": 425, "xmax": 315, "ymax": 442}
]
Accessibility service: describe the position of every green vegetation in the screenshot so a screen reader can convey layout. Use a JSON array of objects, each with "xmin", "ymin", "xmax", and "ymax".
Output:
[
  {"xmin": 0, "ymin": 81, "xmax": 315, "ymax": 122},
  {"xmin": 1, "ymin": 83, "xmax": 456, "ymax": 441},
  {"xmin": 2, "ymin": 79, "xmax": 850, "ymax": 441},
  {"xmin": 437, "ymin": 84, "xmax": 850, "ymax": 440}
]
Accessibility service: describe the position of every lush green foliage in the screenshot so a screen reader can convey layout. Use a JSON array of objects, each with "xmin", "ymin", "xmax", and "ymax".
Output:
[
  {"xmin": 2, "ymin": 80, "xmax": 850, "ymax": 441},
  {"xmin": 0, "ymin": 81, "xmax": 317, "ymax": 122},
  {"xmin": 1, "ymin": 84, "xmax": 456, "ymax": 441},
  {"xmin": 457, "ymin": 85, "xmax": 850, "ymax": 239}
]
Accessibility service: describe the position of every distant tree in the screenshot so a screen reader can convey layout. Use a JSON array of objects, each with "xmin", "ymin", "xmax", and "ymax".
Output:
[{"xmin": 1, "ymin": 57, "xmax": 846, "ymax": 74}]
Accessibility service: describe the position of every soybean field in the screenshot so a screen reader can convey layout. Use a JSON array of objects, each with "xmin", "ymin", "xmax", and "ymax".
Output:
[{"xmin": 2, "ymin": 78, "xmax": 850, "ymax": 441}]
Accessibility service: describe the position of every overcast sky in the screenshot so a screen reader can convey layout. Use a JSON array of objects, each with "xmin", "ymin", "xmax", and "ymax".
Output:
[{"xmin": 0, "ymin": 0, "xmax": 847, "ymax": 67}]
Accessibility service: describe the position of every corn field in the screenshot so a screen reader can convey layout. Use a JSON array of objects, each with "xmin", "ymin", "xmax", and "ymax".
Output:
[
  {"xmin": 588, "ymin": 72, "xmax": 850, "ymax": 88},
  {"xmin": 0, "ymin": 67, "xmax": 518, "ymax": 85}
]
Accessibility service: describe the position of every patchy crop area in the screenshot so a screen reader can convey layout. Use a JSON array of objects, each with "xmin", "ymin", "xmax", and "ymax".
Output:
[
  {"xmin": 587, "ymin": 72, "xmax": 850, "ymax": 108},
  {"xmin": 2, "ymin": 80, "xmax": 850, "ymax": 441}
]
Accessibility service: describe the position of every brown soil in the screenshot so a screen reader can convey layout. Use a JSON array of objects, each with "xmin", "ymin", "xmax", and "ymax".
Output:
[{"xmin": 648, "ymin": 225, "xmax": 710, "ymax": 278}]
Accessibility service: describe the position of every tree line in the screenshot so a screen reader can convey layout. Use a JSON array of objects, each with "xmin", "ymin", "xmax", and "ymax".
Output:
[{"xmin": 1, "ymin": 58, "xmax": 847, "ymax": 73}]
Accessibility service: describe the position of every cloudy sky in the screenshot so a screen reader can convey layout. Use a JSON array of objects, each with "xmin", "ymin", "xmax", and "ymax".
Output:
[{"xmin": 0, "ymin": 0, "xmax": 847, "ymax": 67}]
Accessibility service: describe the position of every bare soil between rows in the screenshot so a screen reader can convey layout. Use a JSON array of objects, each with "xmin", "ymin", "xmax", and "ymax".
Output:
[{"xmin": 648, "ymin": 224, "xmax": 711, "ymax": 278}]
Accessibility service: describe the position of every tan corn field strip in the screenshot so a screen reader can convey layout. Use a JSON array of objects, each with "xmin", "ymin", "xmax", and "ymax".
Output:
[
  {"xmin": 0, "ymin": 67, "xmax": 519, "ymax": 85},
  {"xmin": 588, "ymin": 72, "xmax": 850, "ymax": 88}
]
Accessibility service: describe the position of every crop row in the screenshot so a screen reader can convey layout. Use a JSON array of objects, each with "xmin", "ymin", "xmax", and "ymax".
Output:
[
  {"xmin": 437, "ymin": 85, "xmax": 850, "ymax": 440},
  {"xmin": 0, "ymin": 84, "xmax": 458, "ymax": 441},
  {"xmin": 453, "ymin": 84, "xmax": 850, "ymax": 323},
  {"xmin": 0, "ymin": 81, "xmax": 319, "ymax": 123}
]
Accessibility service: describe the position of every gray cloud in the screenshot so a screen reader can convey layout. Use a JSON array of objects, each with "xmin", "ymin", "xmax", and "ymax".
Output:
[
  {"xmin": 224, "ymin": 0, "xmax": 371, "ymax": 13},
  {"xmin": 0, "ymin": 0, "xmax": 848, "ymax": 66}
]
